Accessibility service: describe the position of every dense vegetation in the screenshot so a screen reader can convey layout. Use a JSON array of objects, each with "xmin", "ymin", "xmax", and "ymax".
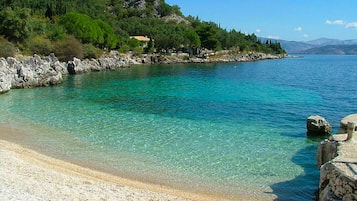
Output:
[{"xmin": 0, "ymin": 0, "xmax": 285, "ymax": 61}]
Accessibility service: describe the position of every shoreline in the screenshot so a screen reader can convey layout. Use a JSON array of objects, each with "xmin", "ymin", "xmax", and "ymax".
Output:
[
  {"xmin": 0, "ymin": 52, "xmax": 285, "ymax": 94},
  {"xmin": 0, "ymin": 124, "xmax": 274, "ymax": 201},
  {"xmin": 0, "ymin": 138, "xmax": 211, "ymax": 201}
]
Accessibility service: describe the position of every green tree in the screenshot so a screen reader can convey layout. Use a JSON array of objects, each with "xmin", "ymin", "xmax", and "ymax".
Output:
[
  {"xmin": 196, "ymin": 22, "xmax": 221, "ymax": 50},
  {"xmin": 48, "ymin": 23, "xmax": 66, "ymax": 41},
  {"xmin": 45, "ymin": 4, "xmax": 53, "ymax": 20},
  {"xmin": 184, "ymin": 30, "xmax": 201, "ymax": 48},
  {"xmin": 128, "ymin": 37, "xmax": 140, "ymax": 50},
  {"xmin": 59, "ymin": 12, "xmax": 104, "ymax": 45},
  {"xmin": 144, "ymin": 38, "xmax": 155, "ymax": 53},
  {"xmin": 95, "ymin": 20, "xmax": 117, "ymax": 49},
  {"xmin": 0, "ymin": 7, "xmax": 30, "ymax": 42}
]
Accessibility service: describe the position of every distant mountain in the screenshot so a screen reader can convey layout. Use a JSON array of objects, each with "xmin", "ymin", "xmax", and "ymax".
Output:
[
  {"xmin": 278, "ymin": 40, "xmax": 314, "ymax": 54},
  {"xmin": 306, "ymin": 38, "xmax": 357, "ymax": 46},
  {"xmin": 301, "ymin": 44, "xmax": 357, "ymax": 55},
  {"xmin": 275, "ymin": 38, "xmax": 357, "ymax": 54}
]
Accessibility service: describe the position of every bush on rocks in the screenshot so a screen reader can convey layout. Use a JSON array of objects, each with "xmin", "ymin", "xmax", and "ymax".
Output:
[
  {"xmin": 83, "ymin": 43, "xmax": 102, "ymax": 59},
  {"xmin": 53, "ymin": 35, "xmax": 83, "ymax": 62},
  {"xmin": 0, "ymin": 36, "xmax": 16, "ymax": 58},
  {"xmin": 26, "ymin": 36, "xmax": 53, "ymax": 56}
]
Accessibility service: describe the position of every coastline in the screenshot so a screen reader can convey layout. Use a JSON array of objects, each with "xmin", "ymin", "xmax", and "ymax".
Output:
[
  {"xmin": 0, "ymin": 124, "xmax": 274, "ymax": 201},
  {"xmin": 0, "ymin": 52, "xmax": 285, "ymax": 94}
]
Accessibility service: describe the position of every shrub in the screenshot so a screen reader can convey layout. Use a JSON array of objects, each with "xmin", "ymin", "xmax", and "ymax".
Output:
[
  {"xmin": 119, "ymin": 44, "xmax": 130, "ymax": 53},
  {"xmin": 182, "ymin": 55, "xmax": 190, "ymax": 61},
  {"xmin": 26, "ymin": 36, "xmax": 53, "ymax": 56},
  {"xmin": 83, "ymin": 43, "xmax": 102, "ymax": 59},
  {"xmin": 0, "ymin": 36, "xmax": 16, "ymax": 58},
  {"xmin": 53, "ymin": 35, "xmax": 83, "ymax": 62}
]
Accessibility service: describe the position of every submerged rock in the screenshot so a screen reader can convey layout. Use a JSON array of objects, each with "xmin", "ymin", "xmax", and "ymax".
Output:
[{"xmin": 306, "ymin": 115, "xmax": 332, "ymax": 136}]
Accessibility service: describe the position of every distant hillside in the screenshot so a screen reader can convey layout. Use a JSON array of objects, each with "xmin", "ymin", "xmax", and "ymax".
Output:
[
  {"xmin": 278, "ymin": 40, "xmax": 315, "ymax": 54},
  {"xmin": 277, "ymin": 38, "xmax": 357, "ymax": 54},
  {"xmin": 306, "ymin": 38, "xmax": 357, "ymax": 46},
  {"xmin": 300, "ymin": 44, "xmax": 357, "ymax": 55}
]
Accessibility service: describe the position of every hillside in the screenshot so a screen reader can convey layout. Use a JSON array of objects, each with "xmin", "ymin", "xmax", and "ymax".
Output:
[
  {"xmin": 301, "ymin": 44, "xmax": 357, "ymax": 55},
  {"xmin": 278, "ymin": 38, "xmax": 357, "ymax": 54},
  {"xmin": 0, "ymin": 0, "xmax": 285, "ymax": 61}
]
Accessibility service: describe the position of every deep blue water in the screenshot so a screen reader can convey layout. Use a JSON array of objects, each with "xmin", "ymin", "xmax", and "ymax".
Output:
[{"xmin": 1, "ymin": 55, "xmax": 357, "ymax": 200}]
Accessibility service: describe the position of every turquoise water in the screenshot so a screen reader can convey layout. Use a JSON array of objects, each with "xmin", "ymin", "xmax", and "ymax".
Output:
[{"xmin": 1, "ymin": 55, "xmax": 357, "ymax": 200}]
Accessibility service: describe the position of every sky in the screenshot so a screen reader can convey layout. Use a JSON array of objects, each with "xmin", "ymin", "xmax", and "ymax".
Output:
[{"xmin": 165, "ymin": 0, "xmax": 357, "ymax": 42}]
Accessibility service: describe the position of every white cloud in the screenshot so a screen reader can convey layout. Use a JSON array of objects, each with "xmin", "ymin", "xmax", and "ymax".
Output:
[
  {"xmin": 325, "ymin": 19, "xmax": 345, "ymax": 25},
  {"xmin": 346, "ymin": 22, "xmax": 357, "ymax": 29},
  {"xmin": 255, "ymin": 29, "xmax": 261, "ymax": 33},
  {"xmin": 294, "ymin": 26, "xmax": 302, "ymax": 32},
  {"xmin": 303, "ymin": 34, "xmax": 309, "ymax": 38}
]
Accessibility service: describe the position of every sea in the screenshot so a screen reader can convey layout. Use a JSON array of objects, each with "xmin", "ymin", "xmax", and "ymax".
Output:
[{"xmin": 1, "ymin": 55, "xmax": 357, "ymax": 200}]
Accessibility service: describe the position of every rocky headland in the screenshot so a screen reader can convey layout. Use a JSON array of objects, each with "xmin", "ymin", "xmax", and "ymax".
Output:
[{"xmin": 0, "ymin": 51, "xmax": 285, "ymax": 94}]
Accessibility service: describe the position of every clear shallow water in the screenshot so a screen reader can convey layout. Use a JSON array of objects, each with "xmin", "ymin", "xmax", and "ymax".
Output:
[{"xmin": 1, "ymin": 55, "xmax": 357, "ymax": 200}]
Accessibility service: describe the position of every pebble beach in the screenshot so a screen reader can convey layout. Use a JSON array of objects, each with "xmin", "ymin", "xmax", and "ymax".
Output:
[
  {"xmin": 0, "ymin": 140, "xmax": 196, "ymax": 201},
  {"xmin": 0, "ymin": 124, "xmax": 213, "ymax": 201}
]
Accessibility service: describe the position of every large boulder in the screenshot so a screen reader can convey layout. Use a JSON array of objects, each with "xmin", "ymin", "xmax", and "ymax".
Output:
[{"xmin": 307, "ymin": 115, "xmax": 332, "ymax": 136}]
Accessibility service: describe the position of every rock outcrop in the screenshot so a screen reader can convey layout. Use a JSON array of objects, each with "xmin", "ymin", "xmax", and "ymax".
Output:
[
  {"xmin": 307, "ymin": 115, "xmax": 332, "ymax": 136},
  {"xmin": 0, "ymin": 54, "xmax": 65, "ymax": 93},
  {"xmin": 317, "ymin": 114, "xmax": 357, "ymax": 201},
  {"xmin": 66, "ymin": 56, "xmax": 131, "ymax": 74},
  {"xmin": 0, "ymin": 53, "xmax": 136, "ymax": 93}
]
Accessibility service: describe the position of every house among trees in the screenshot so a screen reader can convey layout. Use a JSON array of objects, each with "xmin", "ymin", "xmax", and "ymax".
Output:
[{"xmin": 129, "ymin": 36, "xmax": 151, "ymax": 48}]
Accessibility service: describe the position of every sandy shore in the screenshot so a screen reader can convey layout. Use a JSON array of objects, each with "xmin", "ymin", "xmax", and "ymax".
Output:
[
  {"xmin": 0, "ymin": 124, "xmax": 274, "ymax": 201},
  {"xmin": 0, "ymin": 124, "xmax": 228, "ymax": 201},
  {"xmin": 0, "ymin": 139, "xmax": 198, "ymax": 201}
]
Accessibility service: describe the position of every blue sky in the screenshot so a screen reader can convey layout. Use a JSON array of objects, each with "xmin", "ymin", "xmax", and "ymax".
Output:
[{"xmin": 165, "ymin": 0, "xmax": 357, "ymax": 41}]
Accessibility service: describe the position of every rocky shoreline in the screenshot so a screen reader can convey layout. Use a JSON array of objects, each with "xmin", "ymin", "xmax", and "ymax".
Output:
[
  {"xmin": 0, "ymin": 52, "xmax": 285, "ymax": 94},
  {"xmin": 315, "ymin": 114, "xmax": 357, "ymax": 200}
]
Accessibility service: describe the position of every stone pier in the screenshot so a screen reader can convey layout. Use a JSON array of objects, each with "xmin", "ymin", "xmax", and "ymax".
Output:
[{"xmin": 317, "ymin": 114, "xmax": 357, "ymax": 201}]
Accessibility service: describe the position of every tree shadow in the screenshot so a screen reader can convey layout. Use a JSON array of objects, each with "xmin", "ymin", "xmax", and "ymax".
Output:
[{"xmin": 270, "ymin": 144, "xmax": 320, "ymax": 201}]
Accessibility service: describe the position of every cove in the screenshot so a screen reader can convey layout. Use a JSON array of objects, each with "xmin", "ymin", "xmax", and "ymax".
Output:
[{"xmin": 1, "ymin": 55, "xmax": 357, "ymax": 200}]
